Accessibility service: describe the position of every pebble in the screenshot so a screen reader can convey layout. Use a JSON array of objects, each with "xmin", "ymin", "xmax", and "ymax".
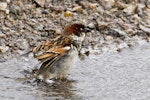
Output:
[
  {"xmin": 88, "ymin": 23, "xmax": 95, "ymax": 29},
  {"xmin": 0, "ymin": 2, "xmax": 9, "ymax": 14},
  {"xmin": 105, "ymin": 36, "xmax": 114, "ymax": 41},
  {"xmin": 34, "ymin": 0, "xmax": 45, "ymax": 7},
  {"xmin": 15, "ymin": 39, "xmax": 29, "ymax": 50},
  {"xmin": 111, "ymin": 28, "xmax": 127, "ymax": 37},
  {"xmin": 0, "ymin": 2, "xmax": 7, "ymax": 11},
  {"xmin": 0, "ymin": 46, "xmax": 9, "ymax": 53}
]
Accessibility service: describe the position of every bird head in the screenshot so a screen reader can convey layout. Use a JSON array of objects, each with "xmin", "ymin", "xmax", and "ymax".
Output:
[
  {"xmin": 63, "ymin": 23, "xmax": 87, "ymax": 36},
  {"xmin": 63, "ymin": 23, "xmax": 90, "ymax": 51}
]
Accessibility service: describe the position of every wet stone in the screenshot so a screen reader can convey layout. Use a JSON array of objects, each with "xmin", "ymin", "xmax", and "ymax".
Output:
[
  {"xmin": 15, "ymin": 39, "xmax": 29, "ymax": 50},
  {"xmin": 0, "ymin": 46, "xmax": 9, "ymax": 53}
]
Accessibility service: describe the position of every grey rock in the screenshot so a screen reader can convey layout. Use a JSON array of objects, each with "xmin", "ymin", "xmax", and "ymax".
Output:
[{"xmin": 15, "ymin": 39, "xmax": 29, "ymax": 50}]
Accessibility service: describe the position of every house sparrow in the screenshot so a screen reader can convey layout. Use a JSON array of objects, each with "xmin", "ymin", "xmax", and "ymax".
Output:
[{"xmin": 32, "ymin": 23, "xmax": 89, "ymax": 83}]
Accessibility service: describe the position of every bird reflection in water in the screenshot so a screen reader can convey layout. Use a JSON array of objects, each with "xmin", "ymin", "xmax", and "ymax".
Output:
[
  {"xmin": 36, "ymin": 79, "xmax": 77, "ymax": 99},
  {"xmin": 19, "ymin": 66, "xmax": 79, "ymax": 99}
]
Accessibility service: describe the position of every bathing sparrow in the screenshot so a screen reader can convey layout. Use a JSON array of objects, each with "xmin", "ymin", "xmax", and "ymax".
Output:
[{"xmin": 32, "ymin": 23, "xmax": 89, "ymax": 83}]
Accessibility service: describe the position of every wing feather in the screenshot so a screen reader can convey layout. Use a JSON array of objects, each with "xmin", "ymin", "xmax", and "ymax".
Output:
[
  {"xmin": 37, "ymin": 54, "xmax": 59, "ymax": 74},
  {"xmin": 32, "ymin": 36, "xmax": 71, "ymax": 56},
  {"xmin": 32, "ymin": 35, "xmax": 71, "ymax": 75},
  {"xmin": 35, "ymin": 46, "xmax": 71, "ymax": 75}
]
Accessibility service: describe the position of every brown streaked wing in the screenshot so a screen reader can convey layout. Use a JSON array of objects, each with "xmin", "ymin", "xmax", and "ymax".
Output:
[
  {"xmin": 36, "ymin": 53, "xmax": 59, "ymax": 75},
  {"xmin": 35, "ymin": 46, "xmax": 69, "ymax": 61},
  {"xmin": 36, "ymin": 46, "xmax": 71, "ymax": 74},
  {"xmin": 32, "ymin": 36, "xmax": 71, "ymax": 57},
  {"xmin": 32, "ymin": 41, "xmax": 52, "ymax": 55}
]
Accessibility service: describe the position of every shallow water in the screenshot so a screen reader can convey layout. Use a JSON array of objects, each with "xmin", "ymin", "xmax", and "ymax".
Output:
[{"xmin": 1, "ymin": 43, "xmax": 150, "ymax": 100}]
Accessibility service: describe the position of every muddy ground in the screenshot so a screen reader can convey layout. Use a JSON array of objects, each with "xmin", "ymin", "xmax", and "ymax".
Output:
[{"xmin": 0, "ymin": 0, "xmax": 150, "ymax": 100}]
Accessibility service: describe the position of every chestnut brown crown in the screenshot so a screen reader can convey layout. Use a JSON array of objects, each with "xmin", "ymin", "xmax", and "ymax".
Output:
[{"xmin": 63, "ymin": 23, "xmax": 86, "ymax": 36}]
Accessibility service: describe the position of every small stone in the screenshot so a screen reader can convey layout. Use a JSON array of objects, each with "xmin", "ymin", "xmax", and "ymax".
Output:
[
  {"xmin": 105, "ymin": 36, "xmax": 113, "ymax": 41},
  {"xmin": 45, "ymin": 79, "xmax": 54, "ymax": 84},
  {"xmin": 88, "ymin": 23, "xmax": 95, "ymax": 29},
  {"xmin": 135, "ymin": 4, "xmax": 145, "ymax": 17},
  {"xmin": 147, "ymin": 37, "xmax": 150, "ymax": 42},
  {"xmin": 34, "ymin": 24, "xmax": 44, "ymax": 31},
  {"xmin": 133, "ymin": 14, "xmax": 141, "ymax": 21},
  {"xmin": 79, "ymin": 1, "xmax": 89, "ymax": 9},
  {"xmin": 15, "ymin": 39, "xmax": 29, "ymax": 50},
  {"xmin": 126, "ymin": 29, "xmax": 134, "ymax": 35},
  {"xmin": 6, "ymin": 0, "xmax": 10, "ymax": 3},
  {"xmin": 5, "ymin": 9, "xmax": 9, "ymax": 14},
  {"xmin": 100, "ymin": 0, "xmax": 115, "ymax": 10},
  {"xmin": 111, "ymin": 28, "xmax": 127, "ymax": 37},
  {"xmin": 64, "ymin": 11, "xmax": 73, "ymax": 17},
  {"xmin": 9, "ymin": 2, "xmax": 23, "ymax": 16},
  {"xmin": 139, "ymin": 24, "xmax": 150, "ymax": 35},
  {"xmin": 72, "ymin": 6, "xmax": 83, "ymax": 13},
  {"xmin": 0, "ymin": 46, "xmax": 9, "ymax": 53},
  {"xmin": 0, "ymin": 34, "xmax": 5, "ymax": 38},
  {"xmin": 56, "ymin": 29, "xmax": 61, "ymax": 34},
  {"xmin": 34, "ymin": 0, "xmax": 45, "ymax": 7},
  {"xmin": 115, "ymin": 1, "xmax": 128, "ymax": 10},
  {"xmin": 0, "ymin": 31, "xmax": 5, "ymax": 38},
  {"xmin": 0, "ymin": 2, "xmax": 9, "ymax": 14},
  {"xmin": 89, "ymin": 3, "xmax": 98, "ymax": 9},
  {"xmin": 97, "ymin": 21, "xmax": 109, "ymax": 30},
  {"xmin": 123, "ymin": 4, "xmax": 136, "ymax": 15},
  {"xmin": 0, "ymin": 2, "xmax": 7, "ymax": 11}
]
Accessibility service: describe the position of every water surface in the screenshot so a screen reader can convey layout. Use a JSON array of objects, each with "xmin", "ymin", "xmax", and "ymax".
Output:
[{"xmin": 1, "ymin": 43, "xmax": 150, "ymax": 100}]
